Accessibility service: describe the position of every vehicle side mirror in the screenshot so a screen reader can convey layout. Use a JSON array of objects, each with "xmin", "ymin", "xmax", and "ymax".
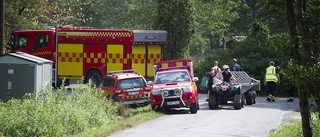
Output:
[
  {"xmin": 147, "ymin": 81, "xmax": 153, "ymax": 86},
  {"xmin": 193, "ymin": 77, "xmax": 199, "ymax": 82}
]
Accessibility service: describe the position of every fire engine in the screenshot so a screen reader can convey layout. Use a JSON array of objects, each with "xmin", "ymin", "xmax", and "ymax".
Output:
[
  {"xmin": 8, "ymin": 26, "xmax": 167, "ymax": 86},
  {"xmin": 149, "ymin": 59, "xmax": 199, "ymax": 114}
]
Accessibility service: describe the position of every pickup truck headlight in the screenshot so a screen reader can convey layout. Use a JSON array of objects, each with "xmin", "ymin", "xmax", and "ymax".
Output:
[
  {"xmin": 152, "ymin": 89, "xmax": 161, "ymax": 94},
  {"xmin": 182, "ymin": 86, "xmax": 192, "ymax": 92}
]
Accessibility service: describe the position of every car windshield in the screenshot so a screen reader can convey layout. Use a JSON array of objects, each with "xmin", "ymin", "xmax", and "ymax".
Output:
[
  {"xmin": 119, "ymin": 77, "xmax": 146, "ymax": 90},
  {"xmin": 155, "ymin": 71, "xmax": 190, "ymax": 84}
]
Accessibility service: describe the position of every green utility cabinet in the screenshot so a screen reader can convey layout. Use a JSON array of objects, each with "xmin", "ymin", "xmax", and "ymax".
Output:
[{"xmin": 0, "ymin": 52, "xmax": 52, "ymax": 101}]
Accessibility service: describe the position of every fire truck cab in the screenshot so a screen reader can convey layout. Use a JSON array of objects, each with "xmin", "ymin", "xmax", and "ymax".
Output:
[
  {"xmin": 8, "ymin": 26, "xmax": 167, "ymax": 86},
  {"xmin": 150, "ymin": 59, "xmax": 199, "ymax": 114}
]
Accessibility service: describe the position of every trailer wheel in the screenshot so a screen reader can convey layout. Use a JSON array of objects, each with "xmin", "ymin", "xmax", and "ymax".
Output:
[
  {"xmin": 233, "ymin": 95, "xmax": 242, "ymax": 110},
  {"xmin": 245, "ymin": 92, "xmax": 254, "ymax": 105},
  {"xmin": 190, "ymin": 102, "xmax": 198, "ymax": 114},
  {"xmin": 252, "ymin": 91, "xmax": 257, "ymax": 104},
  {"xmin": 85, "ymin": 69, "xmax": 103, "ymax": 86},
  {"xmin": 209, "ymin": 94, "xmax": 218, "ymax": 109}
]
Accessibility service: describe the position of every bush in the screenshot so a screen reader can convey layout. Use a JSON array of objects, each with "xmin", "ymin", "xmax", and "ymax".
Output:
[{"xmin": 0, "ymin": 85, "xmax": 119, "ymax": 137}]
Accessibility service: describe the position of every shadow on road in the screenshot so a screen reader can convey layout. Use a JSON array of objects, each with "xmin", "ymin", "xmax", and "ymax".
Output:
[{"xmin": 198, "ymin": 94, "xmax": 300, "ymax": 112}]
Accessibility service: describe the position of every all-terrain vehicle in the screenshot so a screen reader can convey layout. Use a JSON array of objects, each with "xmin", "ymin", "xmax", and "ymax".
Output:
[
  {"xmin": 209, "ymin": 81, "xmax": 244, "ymax": 110},
  {"xmin": 208, "ymin": 71, "xmax": 260, "ymax": 110}
]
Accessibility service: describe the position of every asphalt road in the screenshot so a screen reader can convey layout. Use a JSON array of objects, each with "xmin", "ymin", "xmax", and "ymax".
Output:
[{"xmin": 109, "ymin": 93, "xmax": 300, "ymax": 137}]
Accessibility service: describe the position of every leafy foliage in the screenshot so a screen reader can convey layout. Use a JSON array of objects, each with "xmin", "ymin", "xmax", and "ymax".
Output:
[
  {"xmin": 0, "ymin": 85, "xmax": 119, "ymax": 137},
  {"xmin": 154, "ymin": 0, "xmax": 195, "ymax": 59}
]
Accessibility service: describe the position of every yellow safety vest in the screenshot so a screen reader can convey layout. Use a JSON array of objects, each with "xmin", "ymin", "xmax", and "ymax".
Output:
[{"xmin": 265, "ymin": 66, "xmax": 278, "ymax": 82}]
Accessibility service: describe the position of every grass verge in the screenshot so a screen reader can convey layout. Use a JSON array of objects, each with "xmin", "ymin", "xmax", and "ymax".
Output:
[
  {"xmin": 70, "ymin": 106, "xmax": 163, "ymax": 137},
  {"xmin": 269, "ymin": 112, "xmax": 320, "ymax": 137}
]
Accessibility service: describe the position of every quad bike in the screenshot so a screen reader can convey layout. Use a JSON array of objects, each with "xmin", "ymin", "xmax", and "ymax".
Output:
[{"xmin": 208, "ymin": 81, "xmax": 245, "ymax": 110}]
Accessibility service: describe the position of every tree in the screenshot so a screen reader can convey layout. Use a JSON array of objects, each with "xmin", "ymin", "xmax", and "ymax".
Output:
[
  {"xmin": 285, "ymin": 0, "xmax": 320, "ymax": 136},
  {"xmin": 154, "ymin": 0, "xmax": 195, "ymax": 59},
  {"xmin": 88, "ymin": 0, "xmax": 157, "ymax": 29},
  {"xmin": 194, "ymin": 0, "xmax": 239, "ymax": 53}
]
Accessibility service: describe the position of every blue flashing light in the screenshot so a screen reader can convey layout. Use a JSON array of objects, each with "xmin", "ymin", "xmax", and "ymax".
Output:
[
  {"xmin": 157, "ymin": 66, "xmax": 188, "ymax": 71},
  {"xmin": 108, "ymin": 69, "xmax": 135, "ymax": 75}
]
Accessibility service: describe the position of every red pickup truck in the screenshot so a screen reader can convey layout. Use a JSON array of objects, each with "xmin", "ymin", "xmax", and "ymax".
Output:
[{"xmin": 149, "ymin": 59, "xmax": 199, "ymax": 114}]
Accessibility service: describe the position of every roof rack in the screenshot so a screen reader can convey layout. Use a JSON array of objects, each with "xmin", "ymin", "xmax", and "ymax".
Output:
[
  {"xmin": 108, "ymin": 69, "xmax": 135, "ymax": 75},
  {"xmin": 58, "ymin": 25, "xmax": 93, "ymax": 30}
]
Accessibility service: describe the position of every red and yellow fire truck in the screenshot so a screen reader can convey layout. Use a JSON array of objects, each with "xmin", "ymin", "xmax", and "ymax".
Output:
[{"xmin": 8, "ymin": 26, "xmax": 167, "ymax": 86}]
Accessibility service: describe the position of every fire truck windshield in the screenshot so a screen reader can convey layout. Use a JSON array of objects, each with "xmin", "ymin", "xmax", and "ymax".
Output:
[{"xmin": 155, "ymin": 71, "xmax": 190, "ymax": 84}]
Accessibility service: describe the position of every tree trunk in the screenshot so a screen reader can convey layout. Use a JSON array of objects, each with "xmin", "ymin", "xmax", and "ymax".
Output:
[
  {"xmin": 299, "ymin": 89, "xmax": 313, "ymax": 137},
  {"xmin": 286, "ymin": 0, "xmax": 313, "ymax": 136},
  {"xmin": 285, "ymin": 0, "xmax": 300, "ymax": 60},
  {"xmin": 0, "ymin": 0, "xmax": 4, "ymax": 55}
]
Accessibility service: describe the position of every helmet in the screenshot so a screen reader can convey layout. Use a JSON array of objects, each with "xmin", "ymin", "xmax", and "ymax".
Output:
[
  {"xmin": 232, "ymin": 58, "xmax": 237, "ymax": 62},
  {"xmin": 269, "ymin": 61, "xmax": 274, "ymax": 65},
  {"xmin": 222, "ymin": 65, "xmax": 229, "ymax": 70}
]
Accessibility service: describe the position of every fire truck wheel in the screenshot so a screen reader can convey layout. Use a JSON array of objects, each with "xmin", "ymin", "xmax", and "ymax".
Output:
[
  {"xmin": 85, "ymin": 69, "xmax": 103, "ymax": 86},
  {"xmin": 190, "ymin": 102, "xmax": 198, "ymax": 114}
]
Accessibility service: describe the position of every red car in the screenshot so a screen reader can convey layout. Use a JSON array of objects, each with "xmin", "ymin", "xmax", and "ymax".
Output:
[{"xmin": 97, "ymin": 70, "xmax": 151, "ymax": 105}]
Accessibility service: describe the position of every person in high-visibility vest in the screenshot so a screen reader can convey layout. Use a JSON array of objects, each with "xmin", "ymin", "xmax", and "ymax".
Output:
[{"xmin": 264, "ymin": 61, "xmax": 280, "ymax": 102}]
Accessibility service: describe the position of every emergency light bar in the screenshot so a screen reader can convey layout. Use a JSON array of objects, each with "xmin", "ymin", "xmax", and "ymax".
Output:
[
  {"xmin": 157, "ymin": 66, "xmax": 188, "ymax": 71},
  {"xmin": 108, "ymin": 69, "xmax": 135, "ymax": 75}
]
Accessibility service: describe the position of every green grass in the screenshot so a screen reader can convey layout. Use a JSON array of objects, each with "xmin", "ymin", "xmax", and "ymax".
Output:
[
  {"xmin": 71, "ymin": 106, "xmax": 163, "ymax": 137},
  {"xmin": 269, "ymin": 112, "xmax": 320, "ymax": 137},
  {"xmin": 0, "ymin": 84, "xmax": 163, "ymax": 137}
]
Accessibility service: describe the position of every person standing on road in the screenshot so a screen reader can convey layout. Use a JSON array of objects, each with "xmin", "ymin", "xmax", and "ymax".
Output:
[
  {"xmin": 264, "ymin": 61, "xmax": 280, "ymax": 102},
  {"xmin": 206, "ymin": 61, "xmax": 221, "ymax": 101},
  {"xmin": 232, "ymin": 58, "xmax": 243, "ymax": 71},
  {"xmin": 286, "ymin": 60, "xmax": 296, "ymax": 102}
]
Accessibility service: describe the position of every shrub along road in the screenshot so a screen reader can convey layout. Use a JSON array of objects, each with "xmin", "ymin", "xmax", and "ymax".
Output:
[{"xmin": 110, "ymin": 94, "xmax": 299, "ymax": 137}]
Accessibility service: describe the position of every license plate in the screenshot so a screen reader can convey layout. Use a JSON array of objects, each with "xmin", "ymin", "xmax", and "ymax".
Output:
[
  {"xmin": 167, "ymin": 101, "xmax": 180, "ymax": 105},
  {"xmin": 128, "ymin": 92, "xmax": 139, "ymax": 95}
]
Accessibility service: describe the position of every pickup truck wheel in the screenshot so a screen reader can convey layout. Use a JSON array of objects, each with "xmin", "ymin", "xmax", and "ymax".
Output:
[
  {"xmin": 245, "ymin": 92, "xmax": 254, "ymax": 105},
  {"xmin": 209, "ymin": 94, "xmax": 218, "ymax": 109},
  {"xmin": 190, "ymin": 102, "xmax": 198, "ymax": 114},
  {"xmin": 196, "ymin": 97, "xmax": 200, "ymax": 110},
  {"xmin": 151, "ymin": 105, "xmax": 161, "ymax": 112},
  {"xmin": 233, "ymin": 95, "xmax": 242, "ymax": 110}
]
